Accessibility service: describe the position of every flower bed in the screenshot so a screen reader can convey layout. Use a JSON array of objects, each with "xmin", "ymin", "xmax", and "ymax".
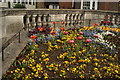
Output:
[{"xmin": 2, "ymin": 22, "xmax": 120, "ymax": 80}]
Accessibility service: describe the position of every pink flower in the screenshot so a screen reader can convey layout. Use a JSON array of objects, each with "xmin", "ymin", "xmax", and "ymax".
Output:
[
  {"xmin": 79, "ymin": 32, "xmax": 83, "ymax": 35},
  {"xmin": 64, "ymin": 32, "xmax": 68, "ymax": 35},
  {"xmin": 86, "ymin": 39, "xmax": 92, "ymax": 43},
  {"xmin": 77, "ymin": 37, "xmax": 83, "ymax": 40},
  {"xmin": 69, "ymin": 40, "xmax": 74, "ymax": 43},
  {"xmin": 94, "ymin": 35, "xmax": 99, "ymax": 38}
]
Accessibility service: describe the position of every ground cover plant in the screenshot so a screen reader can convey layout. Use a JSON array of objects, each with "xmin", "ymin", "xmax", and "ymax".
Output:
[{"xmin": 2, "ymin": 21, "xmax": 120, "ymax": 80}]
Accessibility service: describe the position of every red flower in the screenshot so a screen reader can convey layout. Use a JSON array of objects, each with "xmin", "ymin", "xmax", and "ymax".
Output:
[
  {"xmin": 38, "ymin": 27, "xmax": 44, "ymax": 31},
  {"xmin": 86, "ymin": 39, "xmax": 92, "ymax": 43},
  {"xmin": 69, "ymin": 40, "xmax": 74, "ymax": 43},
  {"xmin": 79, "ymin": 32, "xmax": 83, "ymax": 35},
  {"xmin": 52, "ymin": 21, "xmax": 57, "ymax": 24},
  {"xmin": 32, "ymin": 39, "xmax": 34, "ymax": 42},
  {"xmin": 103, "ymin": 21, "xmax": 108, "ymax": 24},
  {"xmin": 61, "ymin": 21, "xmax": 65, "ymax": 25},
  {"xmin": 50, "ymin": 31, "xmax": 56, "ymax": 35},
  {"xmin": 64, "ymin": 31, "xmax": 68, "ymax": 35},
  {"xmin": 77, "ymin": 37, "xmax": 83, "ymax": 40},
  {"xmin": 30, "ymin": 35, "xmax": 37, "ymax": 39},
  {"xmin": 94, "ymin": 23, "xmax": 98, "ymax": 26},
  {"xmin": 60, "ymin": 27, "xmax": 64, "ymax": 31},
  {"xmin": 50, "ymin": 28, "xmax": 54, "ymax": 31},
  {"xmin": 94, "ymin": 35, "xmax": 99, "ymax": 38}
]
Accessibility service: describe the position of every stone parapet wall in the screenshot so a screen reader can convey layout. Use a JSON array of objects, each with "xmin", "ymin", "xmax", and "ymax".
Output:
[{"xmin": 1, "ymin": 9, "xmax": 120, "ymax": 41}]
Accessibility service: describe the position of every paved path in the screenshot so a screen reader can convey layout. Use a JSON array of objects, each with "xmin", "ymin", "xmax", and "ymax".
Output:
[{"xmin": 2, "ymin": 30, "xmax": 29, "ymax": 76}]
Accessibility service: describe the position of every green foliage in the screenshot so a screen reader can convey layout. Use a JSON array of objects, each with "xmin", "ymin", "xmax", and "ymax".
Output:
[{"xmin": 13, "ymin": 3, "xmax": 26, "ymax": 8}]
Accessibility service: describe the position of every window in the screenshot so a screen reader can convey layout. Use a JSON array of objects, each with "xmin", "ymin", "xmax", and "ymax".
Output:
[
  {"xmin": 81, "ymin": 0, "xmax": 98, "ymax": 10},
  {"xmin": 83, "ymin": 1, "xmax": 90, "ymax": 9}
]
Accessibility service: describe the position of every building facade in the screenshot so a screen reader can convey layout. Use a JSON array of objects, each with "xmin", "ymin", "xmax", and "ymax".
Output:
[
  {"xmin": 0, "ymin": 0, "xmax": 37, "ymax": 9},
  {"xmin": 74, "ymin": 0, "xmax": 119, "ymax": 11},
  {"xmin": 37, "ymin": 0, "xmax": 119, "ymax": 11}
]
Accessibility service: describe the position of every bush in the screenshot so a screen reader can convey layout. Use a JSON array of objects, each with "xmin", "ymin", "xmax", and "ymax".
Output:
[{"xmin": 13, "ymin": 3, "xmax": 26, "ymax": 8}]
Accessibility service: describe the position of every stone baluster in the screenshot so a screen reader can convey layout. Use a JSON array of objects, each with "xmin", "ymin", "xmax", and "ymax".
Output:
[
  {"xmin": 114, "ymin": 15, "xmax": 118, "ymax": 25},
  {"xmin": 23, "ymin": 14, "xmax": 27, "ymax": 30},
  {"xmin": 65, "ymin": 14, "xmax": 69, "ymax": 26},
  {"xmin": 112, "ymin": 15, "xmax": 116, "ymax": 24},
  {"xmin": 78, "ymin": 14, "xmax": 81, "ymax": 24},
  {"xmin": 32, "ymin": 15, "xmax": 37, "ymax": 28},
  {"xmin": 29, "ymin": 14, "xmax": 33, "ymax": 28},
  {"xmin": 41, "ymin": 14, "xmax": 44, "ymax": 26},
  {"xmin": 65, "ymin": 14, "xmax": 67, "ymax": 26},
  {"xmin": 76, "ymin": 14, "xmax": 79, "ymax": 25},
  {"xmin": 107, "ymin": 15, "xmax": 110, "ymax": 22},
  {"xmin": 24, "ymin": 15, "xmax": 31, "ymax": 31},
  {"xmin": 43, "ymin": 15, "xmax": 47, "ymax": 26},
  {"xmin": 46, "ymin": 14, "xmax": 51, "ymax": 26},
  {"xmin": 26, "ymin": 15, "xmax": 30, "ymax": 25},
  {"xmin": 68, "ymin": 14, "xmax": 72, "ymax": 26},
  {"xmin": 117, "ymin": 16, "xmax": 120, "ymax": 25},
  {"xmin": 25, "ymin": 15, "xmax": 31, "ymax": 30},
  {"xmin": 72, "ymin": 14, "xmax": 75, "ymax": 26},
  {"xmin": 79, "ymin": 14, "xmax": 83, "ymax": 25},
  {"xmin": 110, "ymin": 15, "xmax": 113, "ymax": 24},
  {"xmin": 37, "ymin": 14, "xmax": 42, "ymax": 26},
  {"xmin": 35, "ymin": 14, "xmax": 39, "ymax": 27},
  {"xmin": 67, "ymin": 14, "xmax": 70, "ymax": 26},
  {"xmin": 73, "ymin": 14, "xmax": 77, "ymax": 26}
]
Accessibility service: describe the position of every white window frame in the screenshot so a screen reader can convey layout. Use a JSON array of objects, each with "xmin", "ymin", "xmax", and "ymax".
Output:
[{"xmin": 81, "ymin": 0, "xmax": 98, "ymax": 10}]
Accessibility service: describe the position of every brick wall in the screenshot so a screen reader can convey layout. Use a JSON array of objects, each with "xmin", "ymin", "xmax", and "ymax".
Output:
[
  {"xmin": 59, "ymin": 2, "xmax": 72, "ymax": 9},
  {"xmin": 37, "ymin": 2, "xmax": 44, "ymax": 8},
  {"xmin": 98, "ymin": 2, "xmax": 119, "ymax": 11}
]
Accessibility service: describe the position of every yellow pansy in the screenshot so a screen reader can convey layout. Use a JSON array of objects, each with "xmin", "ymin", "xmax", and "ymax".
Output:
[
  {"xmin": 94, "ymin": 68, "xmax": 98, "ymax": 71},
  {"xmin": 43, "ymin": 58, "xmax": 49, "ymax": 61}
]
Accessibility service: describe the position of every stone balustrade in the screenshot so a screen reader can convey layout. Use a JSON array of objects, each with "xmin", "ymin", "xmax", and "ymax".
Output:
[{"xmin": 1, "ymin": 9, "xmax": 120, "ymax": 41}]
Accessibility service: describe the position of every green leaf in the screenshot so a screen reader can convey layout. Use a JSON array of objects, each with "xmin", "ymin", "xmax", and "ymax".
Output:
[{"xmin": 18, "ymin": 60, "xmax": 22, "ymax": 67}]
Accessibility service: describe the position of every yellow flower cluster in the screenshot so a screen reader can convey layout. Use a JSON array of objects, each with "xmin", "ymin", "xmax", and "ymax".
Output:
[
  {"xmin": 47, "ymin": 41, "xmax": 60, "ymax": 51},
  {"xmin": 100, "ymin": 26, "xmax": 120, "ymax": 32}
]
